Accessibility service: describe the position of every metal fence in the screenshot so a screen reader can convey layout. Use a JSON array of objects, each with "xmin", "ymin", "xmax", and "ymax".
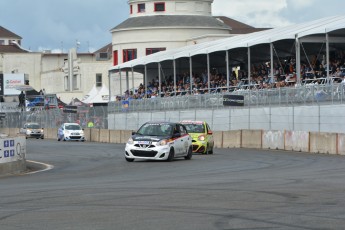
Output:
[
  {"xmin": 108, "ymin": 83, "xmax": 345, "ymax": 113},
  {"xmin": 1, "ymin": 83, "xmax": 345, "ymax": 130}
]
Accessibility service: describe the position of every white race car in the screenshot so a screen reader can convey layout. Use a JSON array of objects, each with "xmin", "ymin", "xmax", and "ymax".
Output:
[
  {"xmin": 125, "ymin": 121, "xmax": 192, "ymax": 162},
  {"xmin": 57, "ymin": 123, "xmax": 85, "ymax": 142}
]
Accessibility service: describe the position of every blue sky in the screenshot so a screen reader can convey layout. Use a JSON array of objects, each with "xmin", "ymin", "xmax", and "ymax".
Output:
[{"xmin": 1, "ymin": 0, "xmax": 344, "ymax": 53}]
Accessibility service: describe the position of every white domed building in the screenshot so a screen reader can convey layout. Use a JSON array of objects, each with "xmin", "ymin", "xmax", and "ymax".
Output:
[{"xmin": 111, "ymin": 0, "xmax": 231, "ymax": 66}]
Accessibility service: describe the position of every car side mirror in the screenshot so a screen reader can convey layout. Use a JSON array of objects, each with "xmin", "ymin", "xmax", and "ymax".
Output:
[
  {"xmin": 132, "ymin": 131, "xmax": 136, "ymax": 135},
  {"xmin": 208, "ymin": 131, "xmax": 213, "ymax": 135}
]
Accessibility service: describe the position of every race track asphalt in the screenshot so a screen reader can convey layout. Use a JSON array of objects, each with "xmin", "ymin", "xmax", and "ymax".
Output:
[{"xmin": 1, "ymin": 139, "xmax": 345, "ymax": 230}]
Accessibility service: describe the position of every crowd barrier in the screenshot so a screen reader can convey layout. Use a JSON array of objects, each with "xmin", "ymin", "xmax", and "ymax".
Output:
[
  {"xmin": 41, "ymin": 128, "xmax": 345, "ymax": 155},
  {"xmin": 1, "ymin": 127, "xmax": 344, "ymax": 176}
]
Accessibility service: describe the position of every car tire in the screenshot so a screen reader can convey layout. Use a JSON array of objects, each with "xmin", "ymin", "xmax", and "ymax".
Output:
[
  {"xmin": 184, "ymin": 147, "xmax": 192, "ymax": 160},
  {"xmin": 125, "ymin": 157, "xmax": 134, "ymax": 162},
  {"xmin": 57, "ymin": 135, "xmax": 61, "ymax": 141},
  {"xmin": 167, "ymin": 149, "xmax": 175, "ymax": 162},
  {"xmin": 208, "ymin": 146, "xmax": 214, "ymax": 154},
  {"xmin": 63, "ymin": 136, "xmax": 66, "ymax": 141},
  {"xmin": 41, "ymin": 137, "xmax": 44, "ymax": 139}
]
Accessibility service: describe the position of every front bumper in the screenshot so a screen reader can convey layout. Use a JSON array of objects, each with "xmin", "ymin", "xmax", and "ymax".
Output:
[
  {"xmin": 125, "ymin": 143, "xmax": 171, "ymax": 161},
  {"xmin": 26, "ymin": 130, "xmax": 44, "ymax": 139},
  {"xmin": 64, "ymin": 134, "xmax": 85, "ymax": 141},
  {"xmin": 192, "ymin": 140, "xmax": 207, "ymax": 153}
]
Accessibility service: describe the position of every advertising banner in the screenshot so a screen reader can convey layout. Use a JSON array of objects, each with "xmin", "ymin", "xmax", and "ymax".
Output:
[
  {"xmin": 3, "ymin": 74, "xmax": 25, "ymax": 95},
  {"xmin": 223, "ymin": 95, "xmax": 245, "ymax": 106},
  {"xmin": 0, "ymin": 137, "xmax": 26, "ymax": 164}
]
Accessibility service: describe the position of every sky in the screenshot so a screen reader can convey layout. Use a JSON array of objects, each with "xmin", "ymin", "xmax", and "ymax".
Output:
[{"xmin": 0, "ymin": 0, "xmax": 344, "ymax": 53}]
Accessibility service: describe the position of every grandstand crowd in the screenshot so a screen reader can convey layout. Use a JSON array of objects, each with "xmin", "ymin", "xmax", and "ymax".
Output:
[{"xmin": 116, "ymin": 51, "xmax": 345, "ymax": 101}]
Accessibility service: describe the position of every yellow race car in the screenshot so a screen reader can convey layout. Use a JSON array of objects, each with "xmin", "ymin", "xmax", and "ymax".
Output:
[{"xmin": 180, "ymin": 120, "xmax": 214, "ymax": 154}]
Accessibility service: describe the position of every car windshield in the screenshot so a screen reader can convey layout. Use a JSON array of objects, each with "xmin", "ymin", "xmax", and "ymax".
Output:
[
  {"xmin": 65, "ymin": 124, "xmax": 82, "ymax": 130},
  {"xmin": 136, "ymin": 123, "xmax": 173, "ymax": 136},
  {"xmin": 27, "ymin": 124, "xmax": 40, "ymax": 129},
  {"xmin": 183, "ymin": 123, "xmax": 205, "ymax": 133}
]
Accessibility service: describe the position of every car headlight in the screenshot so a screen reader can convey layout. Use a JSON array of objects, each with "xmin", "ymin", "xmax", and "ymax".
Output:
[
  {"xmin": 127, "ymin": 137, "xmax": 134, "ymax": 144},
  {"xmin": 198, "ymin": 135, "xmax": 205, "ymax": 141},
  {"xmin": 80, "ymin": 130, "xmax": 84, "ymax": 135},
  {"xmin": 157, "ymin": 139, "xmax": 168, "ymax": 146}
]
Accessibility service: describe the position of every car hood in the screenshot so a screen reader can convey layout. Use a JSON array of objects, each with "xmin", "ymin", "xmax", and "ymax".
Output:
[
  {"xmin": 132, "ymin": 135, "xmax": 170, "ymax": 142},
  {"xmin": 189, "ymin": 133, "xmax": 203, "ymax": 139}
]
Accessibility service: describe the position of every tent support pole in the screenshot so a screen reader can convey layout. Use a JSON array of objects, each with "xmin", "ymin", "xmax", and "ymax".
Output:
[
  {"xmin": 158, "ymin": 63, "xmax": 161, "ymax": 97},
  {"xmin": 326, "ymin": 33, "xmax": 330, "ymax": 80},
  {"xmin": 295, "ymin": 36, "xmax": 301, "ymax": 85},
  {"xmin": 207, "ymin": 53, "xmax": 210, "ymax": 92},
  {"xmin": 248, "ymin": 47, "xmax": 251, "ymax": 85},
  {"xmin": 131, "ymin": 67, "xmax": 134, "ymax": 93},
  {"xmin": 119, "ymin": 71, "xmax": 122, "ymax": 97},
  {"xmin": 226, "ymin": 50, "xmax": 230, "ymax": 92},
  {"xmin": 144, "ymin": 65, "xmax": 147, "ymax": 98},
  {"xmin": 173, "ymin": 59, "xmax": 176, "ymax": 96},
  {"xmin": 270, "ymin": 43, "xmax": 274, "ymax": 82},
  {"xmin": 189, "ymin": 56, "xmax": 193, "ymax": 94}
]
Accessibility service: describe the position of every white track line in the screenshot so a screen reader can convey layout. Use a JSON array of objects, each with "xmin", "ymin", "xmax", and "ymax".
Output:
[{"xmin": 25, "ymin": 160, "xmax": 54, "ymax": 175}]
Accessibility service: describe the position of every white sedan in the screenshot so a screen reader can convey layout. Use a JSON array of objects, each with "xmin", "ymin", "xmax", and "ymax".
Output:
[{"xmin": 57, "ymin": 123, "xmax": 85, "ymax": 142}]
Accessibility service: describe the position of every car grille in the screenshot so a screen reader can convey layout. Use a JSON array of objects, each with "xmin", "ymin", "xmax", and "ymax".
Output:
[
  {"xmin": 130, "ymin": 150, "xmax": 158, "ymax": 157},
  {"xmin": 70, "ymin": 136, "xmax": 82, "ymax": 139},
  {"xmin": 192, "ymin": 145, "xmax": 199, "ymax": 151},
  {"xmin": 134, "ymin": 144, "xmax": 155, "ymax": 148}
]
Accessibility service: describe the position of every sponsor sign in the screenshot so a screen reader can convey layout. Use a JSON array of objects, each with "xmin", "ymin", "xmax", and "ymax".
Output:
[
  {"xmin": 63, "ymin": 105, "xmax": 78, "ymax": 113},
  {"xmin": 3, "ymin": 74, "xmax": 25, "ymax": 96},
  {"xmin": 223, "ymin": 95, "xmax": 245, "ymax": 106},
  {"xmin": 0, "ymin": 137, "xmax": 26, "ymax": 163}
]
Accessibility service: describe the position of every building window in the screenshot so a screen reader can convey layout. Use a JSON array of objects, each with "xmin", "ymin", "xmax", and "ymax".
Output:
[
  {"xmin": 146, "ymin": 48, "xmax": 166, "ymax": 55},
  {"xmin": 123, "ymin": 49, "xmax": 137, "ymax": 62},
  {"xmin": 96, "ymin": 74, "xmax": 102, "ymax": 87},
  {"xmin": 130, "ymin": 5, "xmax": 133, "ymax": 14},
  {"xmin": 113, "ymin": 50, "xmax": 118, "ymax": 66},
  {"xmin": 0, "ymin": 40, "xmax": 4, "ymax": 45},
  {"xmin": 73, "ymin": 74, "xmax": 79, "ymax": 90},
  {"xmin": 154, "ymin": 2, "xmax": 165, "ymax": 12},
  {"xmin": 138, "ymin": 3, "xmax": 145, "ymax": 13},
  {"xmin": 64, "ymin": 76, "xmax": 69, "ymax": 91}
]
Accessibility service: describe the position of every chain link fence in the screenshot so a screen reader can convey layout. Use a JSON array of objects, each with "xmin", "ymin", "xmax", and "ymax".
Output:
[{"xmin": 1, "ymin": 83, "xmax": 345, "ymax": 130}]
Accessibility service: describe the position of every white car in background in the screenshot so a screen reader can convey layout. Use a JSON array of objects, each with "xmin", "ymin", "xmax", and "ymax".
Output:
[
  {"xmin": 19, "ymin": 122, "xmax": 44, "ymax": 139},
  {"xmin": 57, "ymin": 123, "xmax": 85, "ymax": 142}
]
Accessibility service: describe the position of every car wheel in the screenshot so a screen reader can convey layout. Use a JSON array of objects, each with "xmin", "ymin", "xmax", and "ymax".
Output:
[
  {"xmin": 208, "ymin": 146, "xmax": 214, "ymax": 154},
  {"xmin": 81, "ymin": 140, "xmax": 85, "ymax": 142},
  {"xmin": 125, "ymin": 157, "xmax": 134, "ymax": 162},
  {"xmin": 41, "ymin": 137, "xmax": 44, "ymax": 139},
  {"xmin": 63, "ymin": 135, "xmax": 66, "ymax": 141},
  {"xmin": 167, "ymin": 149, "xmax": 175, "ymax": 162},
  {"xmin": 203, "ymin": 145, "xmax": 209, "ymax": 154},
  {"xmin": 57, "ymin": 135, "xmax": 61, "ymax": 141},
  {"xmin": 184, "ymin": 147, "xmax": 192, "ymax": 160}
]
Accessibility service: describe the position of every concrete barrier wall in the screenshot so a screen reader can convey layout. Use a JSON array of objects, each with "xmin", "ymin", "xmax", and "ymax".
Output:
[
  {"xmin": 109, "ymin": 130, "xmax": 121, "ymax": 143},
  {"xmin": 90, "ymin": 129, "xmax": 100, "ymax": 142},
  {"xmin": 285, "ymin": 131, "xmax": 309, "ymax": 152},
  {"xmin": 262, "ymin": 130, "xmax": 285, "ymax": 150},
  {"xmin": 99, "ymin": 129, "xmax": 110, "ymax": 143},
  {"xmin": 242, "ymin": 130, "xmax": 262, "ymax": 149},
  {"xmin": 222, "ymin": 130, "xmax": 241, "ymax": 148},
  {"xmin": 309, "ymin": 132, "xmax": 337, "ymax": 155},
  {"xmin": 213, "ymin": 131, "xmax": 223, "ymax": 148},
  {"xmin": 337, "ymin": 134, "xmax": 345, "ymax": 156},
  {"xmin": 0, "ymin": 136, "xmax": 26, "ymax": 176}
]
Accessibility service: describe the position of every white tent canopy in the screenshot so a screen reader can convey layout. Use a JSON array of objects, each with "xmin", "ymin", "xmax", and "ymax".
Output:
[
  {"xmin": 82, "ymin": 85, "xmax": 110, "ymax": 104},
  {"xmin": 109, "ymin": 15, "xmax": 345, "ymax": 72}
]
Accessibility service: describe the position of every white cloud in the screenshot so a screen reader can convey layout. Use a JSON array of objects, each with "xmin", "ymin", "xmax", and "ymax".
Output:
[
  {"xmin": 287, "ymin": 0, "xmax": 315, "ymax": 10},
  {"xmin": 212, "ymin": 0, "xmax": 291, "ymax": 27}
]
